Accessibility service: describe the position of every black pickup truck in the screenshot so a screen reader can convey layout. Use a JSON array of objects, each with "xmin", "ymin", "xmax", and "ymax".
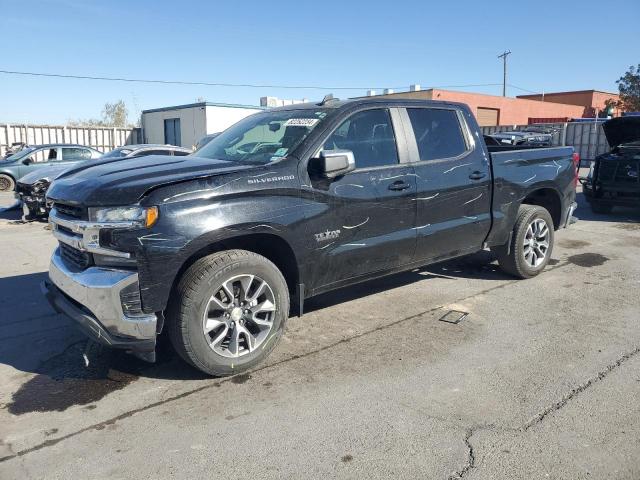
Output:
[{"xmin": 43, "ymin": 98, "xmax": 578, "ymax": 376}]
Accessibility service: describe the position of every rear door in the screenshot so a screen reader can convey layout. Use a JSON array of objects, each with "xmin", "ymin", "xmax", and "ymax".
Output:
[
  {"xmin": 306, "ymin": 107, "xmax": 417, "ymax": 289},
  {"xmin": 402, "ymin": 107, "xmax": 492, "ymax": 262}
]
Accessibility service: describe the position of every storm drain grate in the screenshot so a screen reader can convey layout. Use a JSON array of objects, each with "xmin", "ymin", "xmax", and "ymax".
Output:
[{"xmin": 439, "ymin": 310, "xmax": 469, "ymax": 324}]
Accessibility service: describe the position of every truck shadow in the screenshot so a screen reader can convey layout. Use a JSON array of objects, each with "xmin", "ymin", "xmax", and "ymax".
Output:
[
  {"xmin": 575, "ymin": 192, "xmax": 640, "ymax": 224},
  {"xmin": 305, "ymin": 250, "xmax": 511, "ymax": 313},
  {"xmin": 0, "ymin": 250, "xmax": 530, "ymax": 414}
]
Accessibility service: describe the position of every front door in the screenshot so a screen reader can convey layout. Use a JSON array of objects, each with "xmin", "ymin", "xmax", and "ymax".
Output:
[
  {"xmin": 164, "ymin": 118, "xmax": 181, "ymax": 146},
  {"xmin": 306, "ymin": 108, "xmax": 417, "ymax": 290},
  {"xmin": 403, "ymin": 107, "xmax": 492, "ymax": 262}
]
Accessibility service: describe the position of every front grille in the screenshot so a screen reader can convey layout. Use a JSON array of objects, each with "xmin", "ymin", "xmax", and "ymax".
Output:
[
  {"xmin": 60, "ymin": 243, "xmax": 93, "ymax": 271},
  {"xmin": 54, "ymin": 202, "xmax": 86, "ymax": 220}
]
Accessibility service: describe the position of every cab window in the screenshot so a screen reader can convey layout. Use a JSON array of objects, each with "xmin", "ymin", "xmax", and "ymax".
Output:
[
  {"xmin": 406, "ymin": 108, "xmax": 468, "ymax": 161},
  {"xmin": 324, "ymin": 109, "xmax": 398, "ymax": 169}
]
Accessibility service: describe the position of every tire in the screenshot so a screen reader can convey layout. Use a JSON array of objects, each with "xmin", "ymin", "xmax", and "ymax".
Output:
[
  {"xmin": 0, "ymin": 174, "xmax": 15, "ymax": 192},
  {"xmin": 492, "ymin": 204, "xmax": 554, "ymax": 279},
  {"xmin": 167, "ymin": 249, "xmax": 289, "ymax": 376},
  {"xmin": 590, "ymin": 202, "xmax": 613, "ymax": 214}
]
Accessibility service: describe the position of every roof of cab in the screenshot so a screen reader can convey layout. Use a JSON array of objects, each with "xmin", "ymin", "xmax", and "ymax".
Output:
[{"xmin": 265, "ymin": 97, "xmax": 470, "ymax": 112}]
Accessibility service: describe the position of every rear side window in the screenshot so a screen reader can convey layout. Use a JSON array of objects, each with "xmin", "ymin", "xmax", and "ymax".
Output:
[
  {"xmin": 324, "ymin": 109, "xmax": 398, "ymax": 169},
  {"xmin": 62, "ymin": 147, "xmax": 92, "ymax": 160},
  {"xmin": 407, "ymin": 108, "xmax": 468, "ymax": 161}
]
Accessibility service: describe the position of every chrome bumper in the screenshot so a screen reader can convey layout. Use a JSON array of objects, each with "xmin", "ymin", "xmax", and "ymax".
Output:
[{"xmin": 45, "ymin": 247, "xmax": 157, "ymax": 345}]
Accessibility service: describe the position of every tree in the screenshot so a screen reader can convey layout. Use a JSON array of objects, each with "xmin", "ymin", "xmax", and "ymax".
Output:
[
  {"xmin": 102, "ymin": 100, "xmax": 128, "ymax": 127},
  {"xmin": 68, "ymin": 99, "xmax": 130, "ymax": 127},
  {"xmin": 616, "ymin": 64, "xmax": 640, "ymax": 112}
]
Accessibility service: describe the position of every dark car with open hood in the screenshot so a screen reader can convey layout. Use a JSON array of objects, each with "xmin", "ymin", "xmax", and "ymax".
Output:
[
  {"xmin": 42, "ymin": 97, "xmax": 578, "ymax": 376},
  {"xmin": 581, "ymin": 116, "xmax": 640, "ymax": 214},
  {"xmin": 15, "ymin": 144, "xmax": 192, "ymax": 219}
]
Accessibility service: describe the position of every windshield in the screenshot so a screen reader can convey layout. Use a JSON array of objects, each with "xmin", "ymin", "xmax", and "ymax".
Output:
[
  {"xmin": 4, "ymin": 146, "xmax": 36, "ymax": 162},
  {"xmin": 100, "ymin": 148, "xmax": 133, "ymax": 159},
  {"xmin": 195, "ymin": 109, "xmax": 331, "ymax": 164}
]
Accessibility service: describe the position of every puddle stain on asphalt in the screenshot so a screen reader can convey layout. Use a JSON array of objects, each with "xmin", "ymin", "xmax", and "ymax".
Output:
[
  {"xmin": 567, "ymin": 253, "xmax": 609, "ymax": 268},
  {"xmin": 7, "ymin": 341, "xmax": 145, "ymax": 415},
  {"xmin": 231, "ymin": 373, "xmax": 252, "ymax": 384},
  {"xmin": 558, "ymin": 239, "xmax": 591, "ymax": 249},
  {"xmin": 613, "ymin": 223, "xmax": 640, "ymax": 231}
]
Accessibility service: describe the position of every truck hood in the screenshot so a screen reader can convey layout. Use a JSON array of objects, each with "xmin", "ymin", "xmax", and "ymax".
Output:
[
  {"xmin": 603, "ymin": 116, "xmax": 640, "ymax": 148},
  {"xmin": 46, "ymin": 154, "xmax": 257, "ymax": 206}
]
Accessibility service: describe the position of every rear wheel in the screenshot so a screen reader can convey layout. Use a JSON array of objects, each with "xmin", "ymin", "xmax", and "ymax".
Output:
[
  {"xmin": 590, "ymin": 202, "xmax": 613, "ymax": 214},
  {"xmin": 492, "ymin": 205, "xmax": 554, "ymax": 279},
  {"xmin": 0, "ymin": 174, "xmax": 15, "ymax": 192},
  {"xmin": 168, "ymin": 250, "xmax": 289, "ymax": 376}
]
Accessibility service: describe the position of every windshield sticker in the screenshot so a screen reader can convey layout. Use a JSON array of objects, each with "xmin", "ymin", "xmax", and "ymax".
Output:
[
  {"xmin": 284, "ymin": 118, "xmax": 319, "ymax": 127},
  {"xmin": 274, "ymin": 147, "xmax": 288, "ymax": 157}
]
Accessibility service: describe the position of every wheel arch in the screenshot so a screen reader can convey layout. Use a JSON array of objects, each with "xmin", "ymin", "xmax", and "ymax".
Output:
[
  {"xmin": 521, "ymin": 186, "xmax": 562, "ymax": 230},
  {"xmin": 171, "ymin": 232, "xmax": 301, "ymax": 308}
]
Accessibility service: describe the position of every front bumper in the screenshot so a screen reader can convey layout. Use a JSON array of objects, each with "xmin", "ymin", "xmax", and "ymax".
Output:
[{"xmin": 43, "ymin": 247, "xmax": 157, "ymax": 353}]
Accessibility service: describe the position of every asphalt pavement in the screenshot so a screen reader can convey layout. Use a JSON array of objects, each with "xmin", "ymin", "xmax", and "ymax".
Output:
[{"xmin": 0, "ymin": 188, "xmax": 639, "ymax": 479}]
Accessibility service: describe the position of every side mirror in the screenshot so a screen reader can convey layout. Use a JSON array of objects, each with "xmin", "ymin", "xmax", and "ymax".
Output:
[
  {"xmin": 319, "ymin": 149, "xmax": 355, "ymax": 178},
  {"xmin": 23, "ymin": 158, "xmax": 33, "ymax": 165}
]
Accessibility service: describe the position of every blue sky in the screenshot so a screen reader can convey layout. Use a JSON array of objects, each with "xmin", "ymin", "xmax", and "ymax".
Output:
[{"xmin": 1, "ymin": 0, "xmax": 638, "ymax": 124}]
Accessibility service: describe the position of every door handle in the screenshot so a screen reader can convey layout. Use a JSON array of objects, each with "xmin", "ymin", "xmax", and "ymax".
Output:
[
  {"xmin": 469, "ymin": 171, "xmax": 487, "ymax": 180},
  {"xmin": 388, "ymin": 181, "xmax": 411, "ymax": 191}
]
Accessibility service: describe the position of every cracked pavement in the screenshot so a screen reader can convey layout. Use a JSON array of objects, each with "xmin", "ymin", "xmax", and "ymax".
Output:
[{"xmin": 0, "ymin": 188, "xmax": 639, "ymax": 479}]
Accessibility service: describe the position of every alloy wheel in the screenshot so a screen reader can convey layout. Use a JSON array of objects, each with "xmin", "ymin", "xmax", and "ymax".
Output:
[
  {"xmin": 523, "ymin": 218, "xmax": 549, "ymax": 267},
  {"xmin": 202, "ymin": 274, "xmax": 276, "ymax": 358}
]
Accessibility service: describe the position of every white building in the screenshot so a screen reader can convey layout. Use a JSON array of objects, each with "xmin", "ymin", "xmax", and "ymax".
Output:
[{"xmin": 141, "ymin": 102, "xmax": 264, "ymax": 149}]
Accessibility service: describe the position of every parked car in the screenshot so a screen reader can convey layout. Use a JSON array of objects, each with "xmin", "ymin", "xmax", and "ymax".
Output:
[
  {"xmin": 581, "ymin": 116, "xmax": 640, "ymax": 213},
  {"xmin": 15, "ymin": 144, "xmax": 192, "ymax": 218},
  {"xmin": 0, "ymin": 144, "xmax": 102, "ymax": 192},
  {"xmin": 43, "ymin": 98, "xmax": 578, "ymax": 375},
  {"xmin": 489, "ymin": 131, "xmax": 553, "ymax": 147},
  {"xmin": 194, "ymin": 133, "xmax": 220, "ymax": 151},
  {"xmin": 98, "ymin": 144, "xmax": 192, "ymax": 160}
]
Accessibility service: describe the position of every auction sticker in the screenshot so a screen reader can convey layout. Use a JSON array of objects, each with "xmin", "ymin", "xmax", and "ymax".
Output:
[{"xmin": 284, "ymin": 118, "xmax": 319, "ymax": 127}]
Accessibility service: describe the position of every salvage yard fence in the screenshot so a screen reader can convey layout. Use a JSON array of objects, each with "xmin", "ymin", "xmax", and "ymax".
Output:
[
  {"xmin": 481, "ymin": 121, "xmax": 610, "ymax": 162},
  {"xmin": 0, "ymin": 124, "xmax": 143, "ymax": 157}
]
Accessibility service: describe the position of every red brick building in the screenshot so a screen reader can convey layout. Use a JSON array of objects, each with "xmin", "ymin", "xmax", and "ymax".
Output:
[
  {"xmin": 378, "ymin": 88, "xmax": 619, "ymax": 126},
  {"xmin": 516, "ymin": 90, "xmax": 621, "ymax": 118}
]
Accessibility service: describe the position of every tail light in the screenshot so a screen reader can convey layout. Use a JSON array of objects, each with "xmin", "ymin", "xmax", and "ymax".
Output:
[{"xmin": 572, "ymin": 152, "xmax": 580, "ymax": 187}]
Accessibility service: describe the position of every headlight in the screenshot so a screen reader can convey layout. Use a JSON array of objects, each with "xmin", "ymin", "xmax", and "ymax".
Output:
[{"xmin": 89, "ymin": 206, "xmax": 158, "ymax": 227}]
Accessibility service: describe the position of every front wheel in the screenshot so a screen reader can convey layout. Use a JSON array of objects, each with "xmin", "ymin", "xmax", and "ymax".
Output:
[
  {"xmin": 0, "ymin": 174, "xmax": 15, "ymax": 192},
  {"xmin": 167, "ymin": 250, "xmax": 289, "ymax": 376},
  {"xmin": 492, "ymin": 205, "xmax": 554, "ymax": 279}
]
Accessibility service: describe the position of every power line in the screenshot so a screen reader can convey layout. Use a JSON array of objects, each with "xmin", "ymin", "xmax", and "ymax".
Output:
[
  {"xmin": 0, "ymin": 69, "xmax": 503, "ymax": 93},
  {"xmin": 507, "ymin": 83, "xmax": 540, "ymax": 94}
]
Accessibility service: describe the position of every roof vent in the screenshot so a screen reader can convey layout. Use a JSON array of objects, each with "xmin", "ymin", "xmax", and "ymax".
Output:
[{"xmin": 410, "ymin": 84, "xmax": 421, "ymax": 92}]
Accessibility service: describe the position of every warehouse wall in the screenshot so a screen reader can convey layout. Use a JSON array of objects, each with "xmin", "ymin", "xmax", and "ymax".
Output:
[
  {"xmin": 142, "ymin": 106, "xmax": 207, "ymax": 149},
  {"xmin": 377, "ymin": 89, "xmax": 586, "ymax": 126},
  {"xmin": 205, "ymin": 105, "xmax": 261, "ymax": 135}
]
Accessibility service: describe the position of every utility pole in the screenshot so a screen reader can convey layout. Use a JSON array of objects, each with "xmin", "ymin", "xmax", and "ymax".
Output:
[{"xmin": 497, "ymin": 50, "xmax": 511, "ymax": 97}]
